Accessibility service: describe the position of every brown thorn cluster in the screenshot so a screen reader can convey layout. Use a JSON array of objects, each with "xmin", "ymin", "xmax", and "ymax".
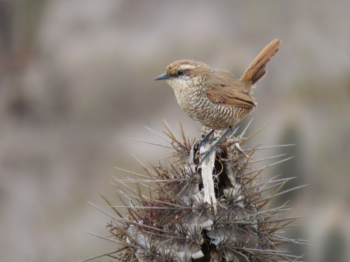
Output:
[{"xmin": 84, "ymin": 121, "xmax": 306, "ymax": 262}]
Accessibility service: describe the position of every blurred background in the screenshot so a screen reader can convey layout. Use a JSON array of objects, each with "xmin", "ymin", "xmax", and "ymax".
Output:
[{"xmin": 0, "ymin": 1, "xmax": 349, "ymax": 261}]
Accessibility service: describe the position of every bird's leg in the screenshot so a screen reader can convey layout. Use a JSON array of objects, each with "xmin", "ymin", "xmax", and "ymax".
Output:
[
  {"xmin": 199, "ymin": 129, "xmax": 216, "ymax": 148},
  {"xmin": 198, "ymin": 127, "xmax": 235, "ymax": 167}
]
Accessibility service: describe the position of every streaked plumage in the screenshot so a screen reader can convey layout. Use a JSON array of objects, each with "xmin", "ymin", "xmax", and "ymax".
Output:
[{"xmin": 155, "ymin": 39, "xmax": 282, "ymax": 130}]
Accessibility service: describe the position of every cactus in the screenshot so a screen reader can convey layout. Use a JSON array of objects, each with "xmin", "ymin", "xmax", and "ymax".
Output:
[{"xmin": 84, "ymin": 120, "xmax": 306, "ymax": 262}]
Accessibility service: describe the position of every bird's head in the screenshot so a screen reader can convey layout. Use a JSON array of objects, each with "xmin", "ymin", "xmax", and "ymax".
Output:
[{"xmin": 155, "ymin": 60, "xmax": 212, "ymax": 89}]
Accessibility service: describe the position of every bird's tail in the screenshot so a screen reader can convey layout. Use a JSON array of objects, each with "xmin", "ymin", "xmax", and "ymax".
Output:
[{"xmin": 240, "ymin": 39, "xmax": 282, "ymax": 85}]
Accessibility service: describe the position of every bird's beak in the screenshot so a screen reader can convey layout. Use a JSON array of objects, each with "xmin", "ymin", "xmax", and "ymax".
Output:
[{"xmin": 155, "ymin": 73, "xmax": 170, "ymax": 81}]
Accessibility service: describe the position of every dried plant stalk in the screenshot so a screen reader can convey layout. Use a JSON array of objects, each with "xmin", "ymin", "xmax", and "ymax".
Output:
[{"xmin": 84, "ymin": 120, "xmax": 306, "ymax": 262}]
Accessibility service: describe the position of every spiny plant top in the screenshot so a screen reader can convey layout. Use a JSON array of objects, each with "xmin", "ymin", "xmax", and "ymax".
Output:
[{"xmin": 84, "ymin": 120, "xmax": 306, "ymax": 262}]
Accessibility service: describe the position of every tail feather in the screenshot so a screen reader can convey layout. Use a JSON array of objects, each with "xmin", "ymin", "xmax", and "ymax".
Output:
[{"xmin": 240, "ymin": 39, "xmax": 282, "ymax": 85}]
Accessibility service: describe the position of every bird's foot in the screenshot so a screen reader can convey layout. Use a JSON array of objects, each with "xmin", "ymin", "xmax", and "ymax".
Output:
[
  {"xmin": 198, "ymin": 129, "xmax": 216, "ymax": 148},
  {"xmin": 198, "ymin": 127, "xmax": 235, "ymax": 167}
]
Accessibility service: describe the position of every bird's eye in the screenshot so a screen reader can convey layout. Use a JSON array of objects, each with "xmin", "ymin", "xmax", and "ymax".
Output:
[{"xmin": 178, "ymin": 70, "xmax": 184, "ymax": 75}]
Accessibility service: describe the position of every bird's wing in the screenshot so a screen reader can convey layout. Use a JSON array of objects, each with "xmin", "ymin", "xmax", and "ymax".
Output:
[
  {"xmin": 206, "ymin": 88, "xmax": 256, "ymax": 108},
  {"xmin": 205, "ymin": 70, "xmax": 257, "ymax": 109}
]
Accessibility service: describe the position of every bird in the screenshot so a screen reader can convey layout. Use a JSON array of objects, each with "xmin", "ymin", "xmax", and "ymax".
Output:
[{"xmin": 155, "ymin": 39, "xmax": 282, "ymax": 165}]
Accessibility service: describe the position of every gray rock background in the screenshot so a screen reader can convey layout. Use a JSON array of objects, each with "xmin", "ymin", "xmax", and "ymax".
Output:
[{"xmin": 0, "ymin": 1, "xmax": 349, "ymax": 261}]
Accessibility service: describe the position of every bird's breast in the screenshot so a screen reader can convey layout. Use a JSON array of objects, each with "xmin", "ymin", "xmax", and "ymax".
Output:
[{"xmin": 167, "ymin": 78, "xmax": 204, "ymax": 109}]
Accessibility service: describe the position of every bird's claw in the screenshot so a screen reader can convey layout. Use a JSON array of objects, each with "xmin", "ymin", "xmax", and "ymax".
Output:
[
  {"xmin": 198, "ymin": 129, "xmax": 216, "ymax": 148},
  {"xmin": 197, "ymin": 127, "xmax": 236, "ymax": 167}
]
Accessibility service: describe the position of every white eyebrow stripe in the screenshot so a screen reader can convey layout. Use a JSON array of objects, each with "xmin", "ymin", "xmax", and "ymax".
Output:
[{"xmin": 179, "ymin": 65, "xmax": 196, "ymax": 70}]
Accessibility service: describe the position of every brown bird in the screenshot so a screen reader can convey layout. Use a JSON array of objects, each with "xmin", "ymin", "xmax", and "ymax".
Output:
[{"xmin": 155, "ymin": 39, "xmax": 282, "ymax": 164}]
